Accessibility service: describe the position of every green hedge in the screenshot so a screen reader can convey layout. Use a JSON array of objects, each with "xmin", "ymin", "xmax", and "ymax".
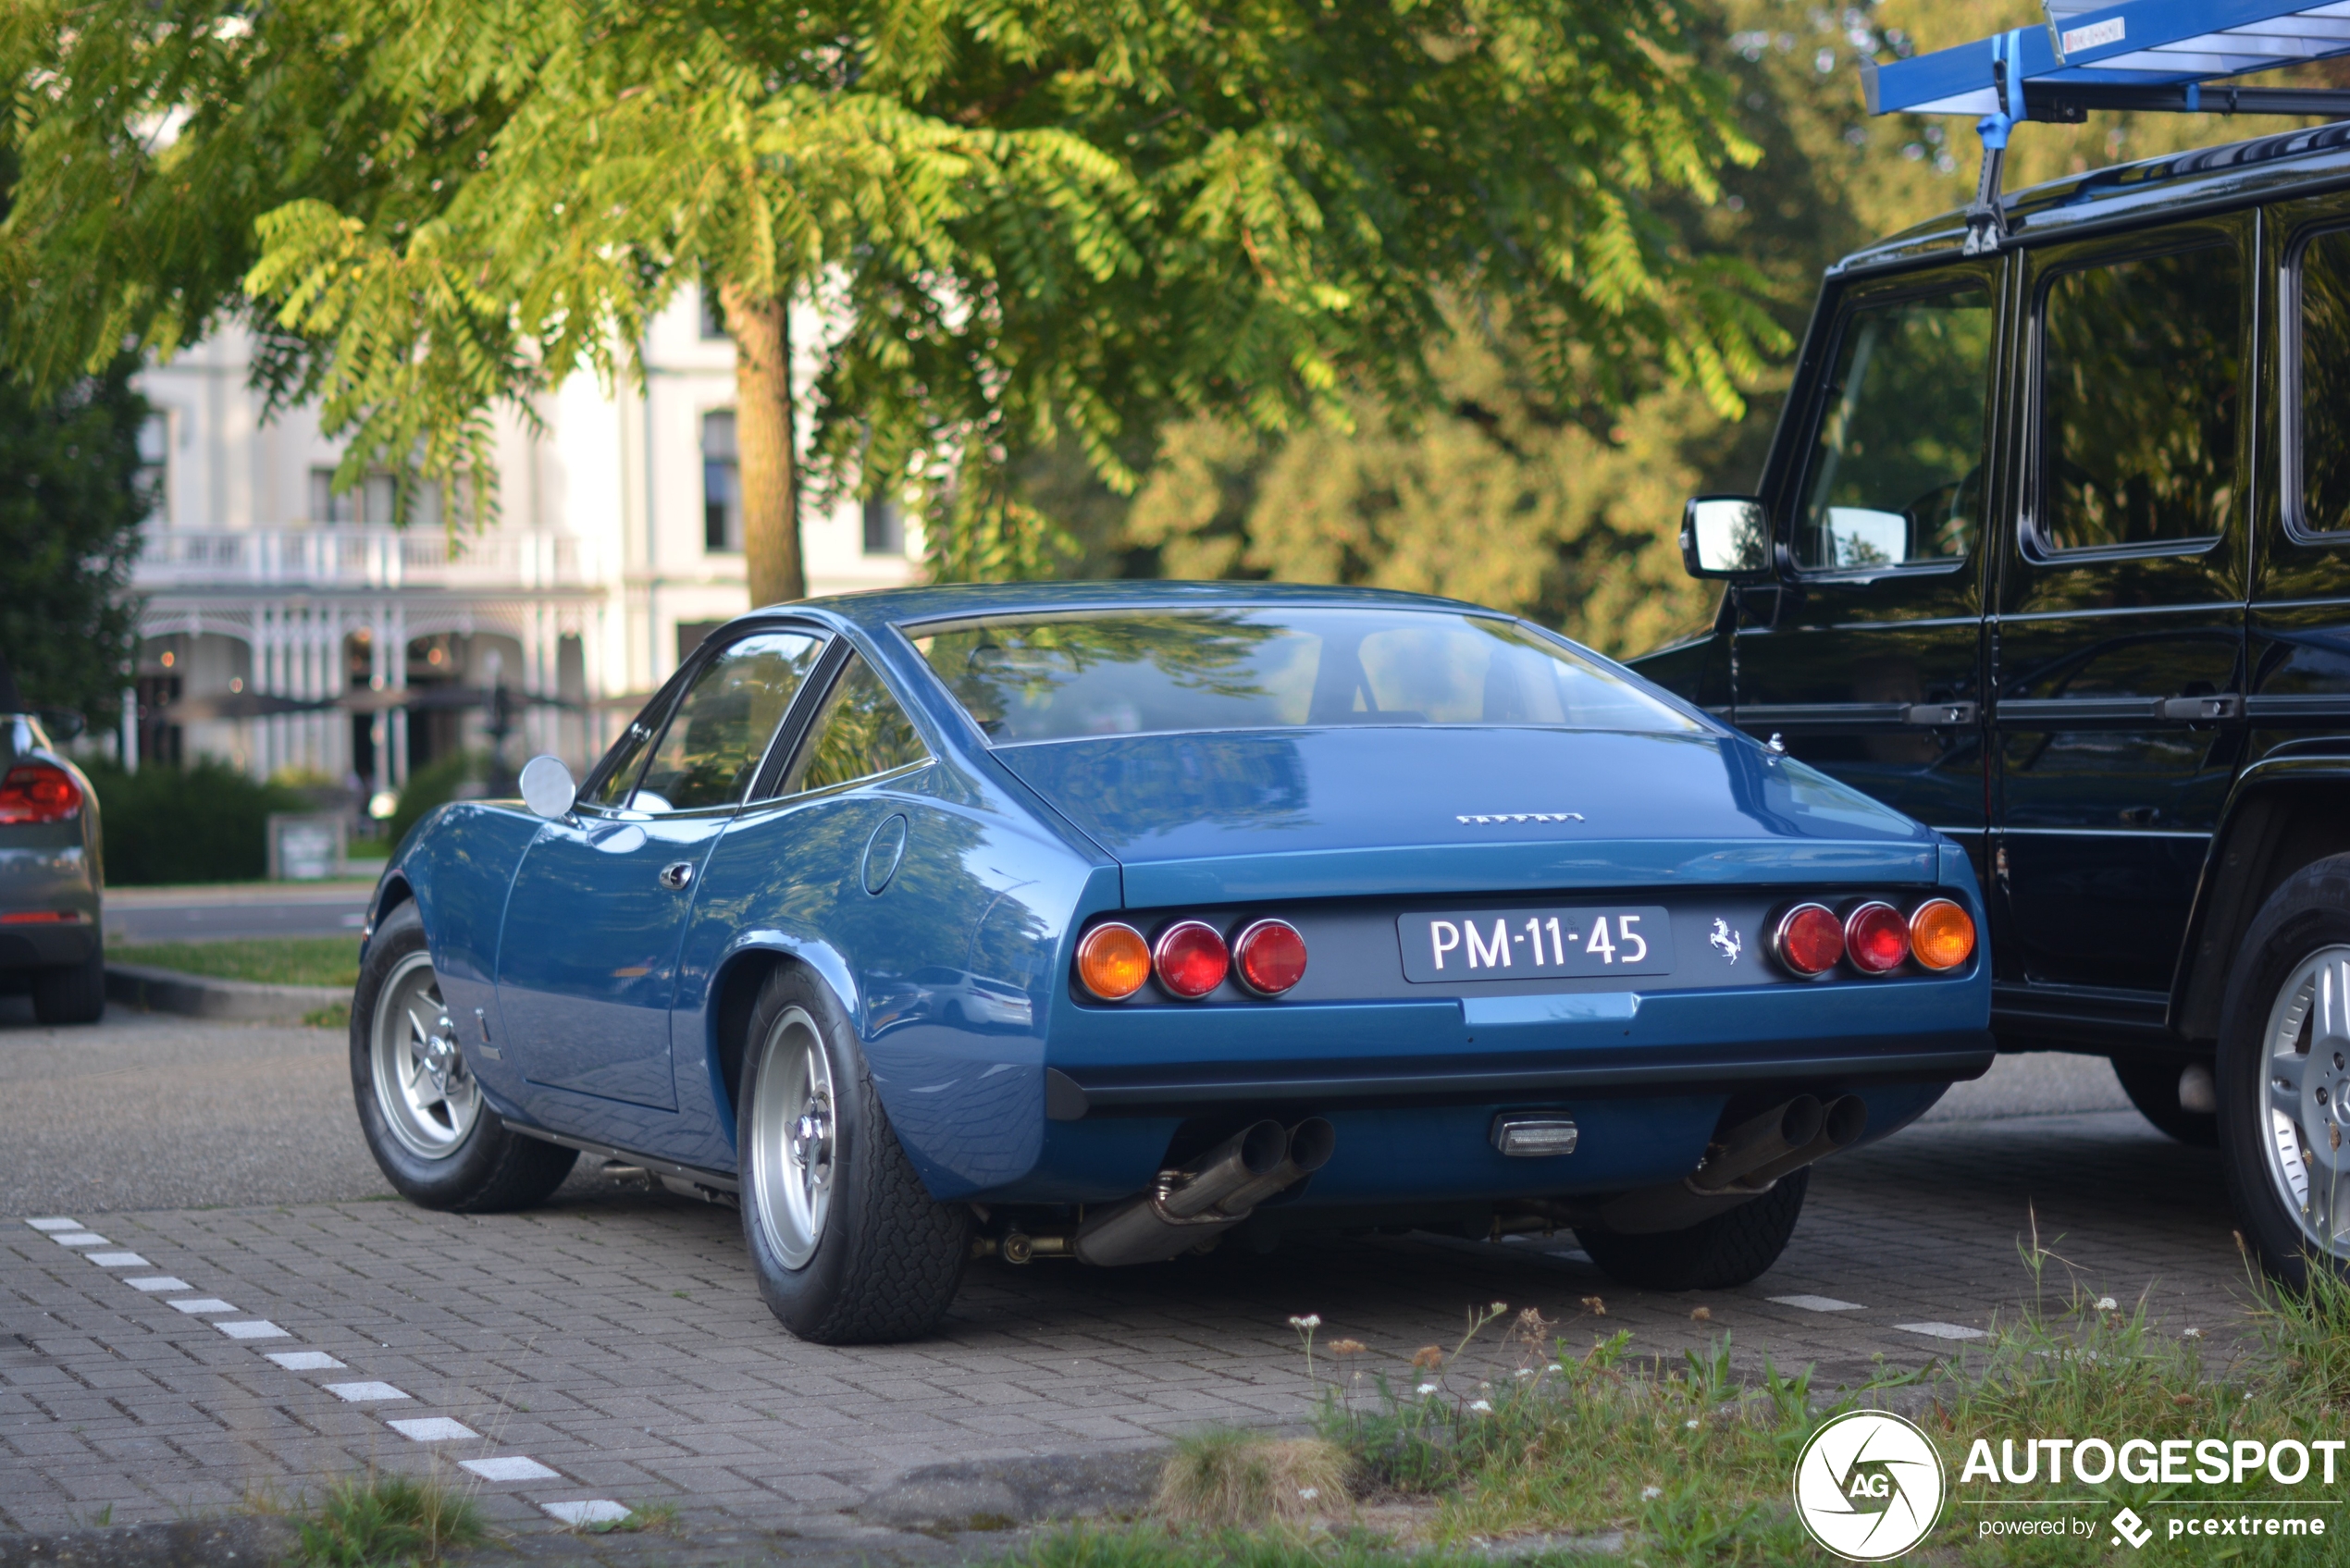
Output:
[
  {"xmin": 383, "ymin": 750, "xmax": 489, "ymax": 849},
  {"xmin": 80, "ymin": 759, "xmax": 307, "ymax": 885}
]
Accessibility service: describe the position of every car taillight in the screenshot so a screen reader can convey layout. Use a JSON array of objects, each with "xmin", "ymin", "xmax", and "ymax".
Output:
[
  {"xmin": 1909, "ymin": 898, "xmax": 1976, "ymax": 970},
  {"xmin": 1232, "ymin": 919, "xmax": 1307, "ymax": 995},
  {"xmin": 1153, "ymin": 920, "xmax": 1230, "ymax": 999},
  {"xmin": 1844, "ymin": 901, "xmax": 1910, "ymax": 975},
  {"xmin": 1771, "ymin": 903, "xmax": 1844, "ymax": 978},
  {"xmin": 0, "ymin": 763, "xmax": 82, "ymax": 825},
  {"xmin": 1076, "ymin": 922, "xmax": 1152, "ymax": 1000}
]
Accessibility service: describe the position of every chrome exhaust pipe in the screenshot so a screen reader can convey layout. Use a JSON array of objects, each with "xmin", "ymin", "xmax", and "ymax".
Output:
[
  {"xmin": 1597, "ymin": 1095, "xmax": 1827, "ymax": 1236},
  {"xmin": 1073, "ymin": 1118, "xmax": 1332, "ymax": 1266},
  {"xmin": 1741, "ymin": 1094, "xmax": 1867, "ymax": 1188}
]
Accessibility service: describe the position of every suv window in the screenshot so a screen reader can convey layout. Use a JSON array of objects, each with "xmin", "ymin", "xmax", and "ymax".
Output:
[
  {"xmin": 2298, "ymin": 228, "xmax": 2350, "ymax": 537},
  {"xmin": 632, "ymin": 631, "xmax": 825, "ymax": 811},
  {"xmin": 1796, "ymin": 284, "xmax": 1993, "ymax": 571},
  {"xmin": 2038, "ymin": 245, "xmax": 2243, "ymax": 553},
  {"xmin": 785, "ymin": 653, "xmax": 929, "ymax": 794}
]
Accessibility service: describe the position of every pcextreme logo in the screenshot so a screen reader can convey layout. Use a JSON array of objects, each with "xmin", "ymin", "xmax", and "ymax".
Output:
[{"xmin": 1793, "ymin": 1410, "xmax": 1947, "ymax": 1561}]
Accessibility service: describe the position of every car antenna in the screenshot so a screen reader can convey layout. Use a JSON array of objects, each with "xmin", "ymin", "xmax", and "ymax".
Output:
[{"xmin": 1857, "ymin": 2, "xmax": 2350, "ymax": 255}]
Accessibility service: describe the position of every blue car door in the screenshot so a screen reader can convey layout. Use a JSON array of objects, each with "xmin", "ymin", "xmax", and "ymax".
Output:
[{"xmin": 497, "ymin": 628, "xmax": 827, "ymax": 1116}]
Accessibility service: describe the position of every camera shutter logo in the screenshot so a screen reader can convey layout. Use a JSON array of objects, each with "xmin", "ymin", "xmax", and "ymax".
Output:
[{"xmin": 1793, "ymin": 1410, "xmax": 1946, "ymax": 1561}]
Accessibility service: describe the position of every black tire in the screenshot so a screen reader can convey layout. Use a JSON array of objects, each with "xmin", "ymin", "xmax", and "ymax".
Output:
[
  {"xmin": 2215, "ymin": 855, "xmax": 2350, "ymax": 1290},
  {"xmin": 31, "ymin": 944, "xmax": 106, "ymax": 1025},
  {"xmin": 2110, "ymin": 1056, "xmax": 2219, "ymax": 1147},
  {"xmin": 736, "ymin": 965, "xmax": 971, "ymax": 1343},
  {"xmin": 1576, "ymin": 1167, "xmax": 1810, "ymax": 1291},
  {"xmin": 351, "ymin": 901, "xmax": 576, "ymax": 1212}
]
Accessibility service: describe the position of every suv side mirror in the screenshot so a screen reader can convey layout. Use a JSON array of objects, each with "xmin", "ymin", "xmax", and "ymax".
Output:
[
  {"xmin": 519, "ymin": 754, "xmax": 577, "ymax": 819},
  {"xmin": 1680, "ymin": 496, "xmax": 1773, "ymax": 580}
]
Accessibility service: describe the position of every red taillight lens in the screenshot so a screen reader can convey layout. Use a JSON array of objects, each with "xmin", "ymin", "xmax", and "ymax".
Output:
[
  {"xmin": 0, "ymin": 763, "xmax": 83, "ymax": 825},
  {"xmin": 1910, "ymin": 898, "xmax": 1976, "ymax": 971},
  {"xmin": 1076, "ymin": 922, "xmax": 1153, "ymax": 1000},
  {"xmin": 1153, "ymin": 920, "xmax": 1230, "ymax": 999},
  {"xmin": 1844, "ymin": 901, "xmax": 1910, "ymax": 974},
  {"xmin": 1772, "ymin": 903, "xmax": 1844, "ymax": 978},
  {"xmin": 1232, "ymin": 919, "xmax": 1307, "ymax": 995}
]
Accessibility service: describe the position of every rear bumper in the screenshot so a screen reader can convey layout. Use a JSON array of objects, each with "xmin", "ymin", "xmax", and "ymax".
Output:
[{"xmin": 0, "ymin": 921, "xmax": 99, "ymax": 969}]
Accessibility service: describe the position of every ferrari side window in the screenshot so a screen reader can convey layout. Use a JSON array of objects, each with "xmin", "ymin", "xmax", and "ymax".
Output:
[
  {"xmin": 583, "ymin": 719, "xmax": 658, "ymax": 809},
  {"xmin": 789, "ymin": 653, "xmax": 930, "ymax": 794},
  {"xmin": 633, "ymin": 632, "xmax": 825, "ymax": 812}
]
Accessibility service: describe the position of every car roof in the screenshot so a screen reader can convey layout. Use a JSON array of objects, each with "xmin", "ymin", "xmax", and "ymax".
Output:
[
  {"xmin": 789, "ymin": 579, "xmax": 1489, "ymax": 635},
  {"xmin": 1835, "ymin": 118, "xmax": 2350, "ymax": 278}
]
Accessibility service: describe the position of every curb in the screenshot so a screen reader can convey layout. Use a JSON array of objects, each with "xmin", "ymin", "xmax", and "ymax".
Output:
[
  {"xmin": 0, "ymin": 1517, "xmax": 296, "ymax": 1568},
  {"xmin": 105, "ymin": 963, "xmax": 344, "ymax": 1022},
  {"xmin": 856, "ymin": 1448, "xmax": 1165, "ymax": 1531}
]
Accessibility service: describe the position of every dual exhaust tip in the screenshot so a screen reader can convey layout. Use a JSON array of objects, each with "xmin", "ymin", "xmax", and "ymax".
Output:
[
  {"xmin": 1599, "ymin": 1093, "xmax": 1867, "ymax": 1236},
  {"xmin": 1071, "ymin": 1117, "xmax": 1336, "ymax": 1267}
]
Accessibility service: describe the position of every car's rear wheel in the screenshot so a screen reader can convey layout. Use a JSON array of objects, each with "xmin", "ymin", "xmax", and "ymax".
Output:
[
  {"xmin": 2217, "ymin": 855, "xmax": 2350, "ymax": 1288},
  {"xmin": 351, "ymin": 901, "xmax": 575, "ymax": 1211},
  {"xmin": 31, "ymin": 944, "xmax": 105, "ymax": 1025},
  {"xmin": 736, "ymin": 965, "xmax": 970, "ymax": 1343},
  {"xmin": 2110, "ymin": 1056, "xmax": 2219, "ymax": 1146},
  {"xmin": 1576, "ymin": 1167, "xmax": 1809, "ymax": 1291}
]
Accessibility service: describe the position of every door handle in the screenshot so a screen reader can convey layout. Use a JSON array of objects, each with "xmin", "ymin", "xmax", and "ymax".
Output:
[
  {"xmin": 2156, "ymin": 694, "xmax": 2240, "ymax": 723},
  {"xmin": 658, "ymin": 861, "xmax": 694, "ymax": 891},
  {"xmin": 1903, "ymin": 701, "xmax": 1979, "ymax": 727}
]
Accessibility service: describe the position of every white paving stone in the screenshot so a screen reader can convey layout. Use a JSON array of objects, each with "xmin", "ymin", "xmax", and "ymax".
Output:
[
  {"xmin": 324, "ymin": 1381, "xmax": 410, "ymax": 1403},
  {"xmin": 168, "ymin": 1298, "xmax": 236, "ymax": 1314},
  {"xmin": 87, "ymin": 1253, "xmax": 148, "ymax": 1267},
  {"xmin": 23, "ymin": 1218, "xmax": 80, "ymax": 1231},
  {"xmin": 1770, "ymin": 1294, "xmax": 1865, "ymax": 1313},
  {"xmin": 124, "ymin": 1277, "xmax": 192, "ymax": 1292},
  {"xmin": 463, "ymin": 1456, "xmax": 562, "ymax": 1483},
  {"xmin": 542, "ymin": 1501, "xmax": 630, "ymax": 1526},
  {"xmin": 1895, "ymin": 1322, "xmax": 1987, "ymax": 1340},
  {"xmin": 216, "ymin": 1320, "xmax": 289, "ymax": 1340},
  {"xmin": 388, "ymin": 1417, "xmax": 478, "ymax": 1442},
  {"xmin": 49, "ymin": 1232, "xmax": 107, "ymax": 1247},
  {"xmin": 266, "ymin": 1351, "xmax": 347, "ymax": 1371}
]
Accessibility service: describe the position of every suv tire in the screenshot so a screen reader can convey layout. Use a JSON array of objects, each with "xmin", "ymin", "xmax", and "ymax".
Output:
[
  {"xmin": 2216, "ymin": 854, "xmax": 2350, "ymax": 1287},
  {"xmin": 736, "ymin": 965, "xmax": 970, "ymax": 1343},
  {"xmin": 2110, "ymin": 1056, "xmax": 2218, "ymax": 1147},
  {"xmin": 31, "ymin": 945, "xmax": 105, "ymax": 1025},
  {"xmin": 1577, "ymin": 1167, "xmax": 1809, "ymax": 1291},
  {"xmin": 351, "ymin": 902, "xmax": 576, "ymax": 1211}
]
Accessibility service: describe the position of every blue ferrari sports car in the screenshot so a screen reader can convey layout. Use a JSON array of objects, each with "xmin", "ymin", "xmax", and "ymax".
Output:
[{"xmin": 352, "ymin": 582, "xmax": 1992, "ymax": 1342}]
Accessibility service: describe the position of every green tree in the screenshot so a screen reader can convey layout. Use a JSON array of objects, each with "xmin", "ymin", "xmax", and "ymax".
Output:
[{"xmin": 6, "ymin": 0, "xmax": 1778, "ymax": 607}]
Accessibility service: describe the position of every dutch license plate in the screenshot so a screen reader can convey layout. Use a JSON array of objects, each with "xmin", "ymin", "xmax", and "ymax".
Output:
[{"xmin": 1397, "ymin": 907, "xmax": 1674, "ymax": 982}]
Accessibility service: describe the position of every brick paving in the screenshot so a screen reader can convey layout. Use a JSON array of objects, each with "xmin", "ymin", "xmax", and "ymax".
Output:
[{"xmin": 0, "ymin": 1071, "xmax": 2255, "ymax": 1539}]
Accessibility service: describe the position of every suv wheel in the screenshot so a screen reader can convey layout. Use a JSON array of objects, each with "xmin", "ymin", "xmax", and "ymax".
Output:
[
  {"xmin": 1576, "ymin": 1167, "xmax": 1809, "ymax": 1291},
  {"xmin": 31, "ymin": 945, "xmax": 105, "ymax": 1025},
  {"xmin": 351, "ymin": 902, "xmax": 576, "ymax": 1210},
  {"xmin": 2110, "ymin": 1056, "xmax": 2218, "ymax": 1147},
  {"xmin": 2217, "ymin": 855, "xmax": 2350, "ymax": 1286},
  {"xmin": 736, "ymin": 965, "xmax": 970, "ymax": 1343}
]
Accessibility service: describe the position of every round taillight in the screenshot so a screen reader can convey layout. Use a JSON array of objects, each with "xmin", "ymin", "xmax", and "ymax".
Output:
[
  {"xmin": 1075, "ymin": 922, "xmax": 1151, "ymax": 1001},
  {"xmin": 0, "ymin": 763, "xmax": 83, "ymax": 825},
  {"xmin": 1909, "ymin": 898, "xmax": 1977, "ymax": 971},
  {"xmin": 1772, "ymin": 903, "xmax": 1844, "ymax": 978},
  {"xmin": 1844, "ymin": 901, "xmax": 1909, "ymax": 975},
  {"xmin": 1232, "ymin": 919, "xmax": 1307, "ymax": 995},
  {"xmin": 1153, "ymin": 920, "xmax": 1230, "ymax": 999}
]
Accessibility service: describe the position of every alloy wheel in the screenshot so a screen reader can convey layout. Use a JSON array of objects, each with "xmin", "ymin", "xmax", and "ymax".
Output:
[
  {"xmin": 749, "ymin": 1006, "xmax": 835, "ymax": 1270},
  {"xmin": 369, "ymin": 950, "xmax": 482, "ymax": 1160},
  {"xmin": 2256, "ymin": 945, "xmax": 2350, "ymax": 1260}
]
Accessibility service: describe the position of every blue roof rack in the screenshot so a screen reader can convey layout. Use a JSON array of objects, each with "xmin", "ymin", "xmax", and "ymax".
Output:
[{"xmin": 1860, "ymin": 3, "xmax": 2350, "ymax": 253}]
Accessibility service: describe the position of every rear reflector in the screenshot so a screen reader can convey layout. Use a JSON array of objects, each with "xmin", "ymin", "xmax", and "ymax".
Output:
[
  {"xmin": 1153, "ymin": 920, "xmax": 1230, "ymax": 999},
  {"xmin": 1771, "ymin": 903, "xmax": 1844, "ymax": 978},
  {"xmin": 0, "ymin": 763, "xmax": 82, "ymax": 825},
  {"xmin": 0, "ymin": 910, "xmax": 82, "ymax": 924},
  {"xmin": 1909, "ymin": 898, "xmax": 1976, "ymax": 970},
  {"xmin": 1844, "ymin": 901, "xmax": 1910, "ymax": 975},
  {"xmin": 1075, "ymin": 922, "xmax": 1151, "ymax": 1000}
]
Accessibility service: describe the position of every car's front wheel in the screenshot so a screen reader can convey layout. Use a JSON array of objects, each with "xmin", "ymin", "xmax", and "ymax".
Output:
[
  {"xmin": 351, "ymin": 901, "xmax": 576, "ymax": 1210},
  {"xmin": 736, "ymin": 965, "xmax": 970, "ymax": 1343},
  {"xmin": 2217, "ymin": 855, "xmax": 2350, "ymax": 1287},
  {"xmin": 1576, "ymin": 1167, "xmax": 1809, "ymax": 1291}
]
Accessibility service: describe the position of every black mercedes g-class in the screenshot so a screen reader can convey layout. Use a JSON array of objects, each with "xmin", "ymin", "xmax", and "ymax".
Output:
[{"xmin": 1634, "ymin": 103, "xmax": 2350, "ymax": 1283}]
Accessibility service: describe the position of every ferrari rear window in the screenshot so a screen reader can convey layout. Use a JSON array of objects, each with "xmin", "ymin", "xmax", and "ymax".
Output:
[{"xmin": 909, "ymin": 609, "xmax": 1697, "ymax": 744}]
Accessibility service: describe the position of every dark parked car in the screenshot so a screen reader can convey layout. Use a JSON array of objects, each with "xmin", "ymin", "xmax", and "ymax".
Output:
[
  {"xmin": 0, "ymin": 660, "xmax": 104, "ymax": 1024},
  {"xmin": 1634, "ymin": 17, "xmax": 2350, "ymax": 1284}
]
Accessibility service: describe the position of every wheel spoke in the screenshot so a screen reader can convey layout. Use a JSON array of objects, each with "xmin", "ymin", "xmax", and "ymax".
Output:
[
  {"xmin": 2318, "ymin": 959, "xmax": 2350, "ymax": 1056},
  {"xmin": 2271, "ymin": 1052, "xmax": 2307, "ymax": 1118}
]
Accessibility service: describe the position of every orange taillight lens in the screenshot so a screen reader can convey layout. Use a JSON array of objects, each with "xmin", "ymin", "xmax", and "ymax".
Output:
[
  {"xmin": 1844, "ymin": 901, "xmax": 1910, "ymax": 975},
  {"xmin": 1909, "ymin": 898, "xmax": 1976, "ymax": 971},
  {"xmin": 1076, "ymin": 922, "xmax": 1152, "ymax": 1000}
]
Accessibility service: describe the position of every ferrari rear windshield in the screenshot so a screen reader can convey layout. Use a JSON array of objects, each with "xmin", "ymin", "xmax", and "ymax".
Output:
[{"xmin": 908, "ymin": 608, "xmax": 1698, "ymax": 744}]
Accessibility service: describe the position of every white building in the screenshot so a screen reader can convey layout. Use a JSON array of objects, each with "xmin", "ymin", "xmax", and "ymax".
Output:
[{"xmin": 127, "ymin": 289, "xmax": 918, "ymax": 796}]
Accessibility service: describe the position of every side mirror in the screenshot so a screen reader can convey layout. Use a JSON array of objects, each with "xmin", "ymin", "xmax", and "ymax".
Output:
[
  {"xmin": 519, "ymin": 754, "xmax": 577, "ymax": 820},
  {"xmin": 1680, "ymin": 496, "xmax": 1773, "ymax": 580}
]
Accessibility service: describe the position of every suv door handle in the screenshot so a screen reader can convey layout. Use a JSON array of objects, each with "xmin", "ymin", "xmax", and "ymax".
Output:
[
  {"xmin": 2156, "ymin": 694, "xmax": 2240, "ymax": 723},
  {"xmin": 658, "ymin": 861, "xmax": 694, "ymax": 891},
  {"xmin": 1903, "ymin": 701, "xmax": 1978, "ymax": 726}
]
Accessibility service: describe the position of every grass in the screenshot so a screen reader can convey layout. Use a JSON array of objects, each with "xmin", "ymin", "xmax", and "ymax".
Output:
[
  {"xmin": 1156, "ymin": 1431, "xmax": 1351, "ymax": 1529},
  {"xmin": 296, "ymin": 1469, "xmax": 483, "ymax": 1566},
  {"xmin": 112, "ymin": 936, "xmax": 360, "ymax": 989}
]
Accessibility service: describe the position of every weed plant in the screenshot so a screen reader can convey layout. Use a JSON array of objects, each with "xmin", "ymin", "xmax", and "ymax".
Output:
[{"xmin": 296, "ymin": 1469, "xmax": 484, "ymax": 1567}]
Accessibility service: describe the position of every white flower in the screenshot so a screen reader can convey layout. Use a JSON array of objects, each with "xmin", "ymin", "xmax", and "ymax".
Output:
[
  {"xmin": 1684, "ymin": 1418, "xmax": 1700, "ymax": 1429},
  {"xmin": 1469, "ymin": 1400, "xmax": 1492, "ymax": 1413},
  {"xmin": 1289, "ymin": 1314, "xmax": 1321, "ymax": 1329},
  {"xmin": 1515, "ymin": 1368, "xmax": 1535, "ymax": 1378},
  {"xmin": 1641, "ymin": 1487, "xmax": 1664, "ymax": 1501},
  {"xmin": 2094, "ymin": 1296, "xmax": 2118, "ymax": 1312},
  {"xmin": 2183, "ymin": 1327, "xmax": 2203, "ymax": 1340},
  {"xmin": 1417, "ymin": 1382, "xmax": 1440, "ymax": 1395},
  {"xmin": 1297, "ymin": 1488, "xmax": 1319, "ymax": 1501},
  {"xmin": 1547, "ymin": 1364, "xmax": 1564, "ymax": 1374}
]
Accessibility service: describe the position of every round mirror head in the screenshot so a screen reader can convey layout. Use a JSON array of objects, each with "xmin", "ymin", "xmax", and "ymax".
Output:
[{"xmin": 519, "ymin": 754, "xmax": 577, "ymax": 820}]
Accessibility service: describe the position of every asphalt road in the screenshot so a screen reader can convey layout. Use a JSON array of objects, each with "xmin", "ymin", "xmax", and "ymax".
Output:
[{"xmin": 101, "ymin": 882, "xmax": 377, "ymax": 946}]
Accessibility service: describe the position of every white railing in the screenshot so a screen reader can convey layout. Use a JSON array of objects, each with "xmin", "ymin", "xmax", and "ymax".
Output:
[{"xmin": 133, "ymin": 526, "xmax": 600, "ymax": 591}]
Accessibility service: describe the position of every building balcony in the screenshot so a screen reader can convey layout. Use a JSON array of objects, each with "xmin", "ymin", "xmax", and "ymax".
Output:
[{"xmin": 134, "ymin": 526, "xmax": 603, "ymax": 594}]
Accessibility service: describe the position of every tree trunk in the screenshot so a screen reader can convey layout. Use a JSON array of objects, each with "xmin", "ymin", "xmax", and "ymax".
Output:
[{"xmin": 721, "ymin": 282, "xmax": 804, "ymax": 606}]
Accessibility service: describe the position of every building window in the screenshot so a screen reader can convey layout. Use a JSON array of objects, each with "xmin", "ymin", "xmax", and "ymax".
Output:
[
  {"xmin": 137, "ymin": 414, "xmax": 170, "ymax": 524},
  {"xmin": 703, "ymin": 412, "xmax": 742, "ymax": 553},
  {"xmin": 862, "ymin": 496, "xmax": 904, "ymax": 558},
  {"xmin": 308, "ymin": 466, "xmax": 441, "ymax": 526}
]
